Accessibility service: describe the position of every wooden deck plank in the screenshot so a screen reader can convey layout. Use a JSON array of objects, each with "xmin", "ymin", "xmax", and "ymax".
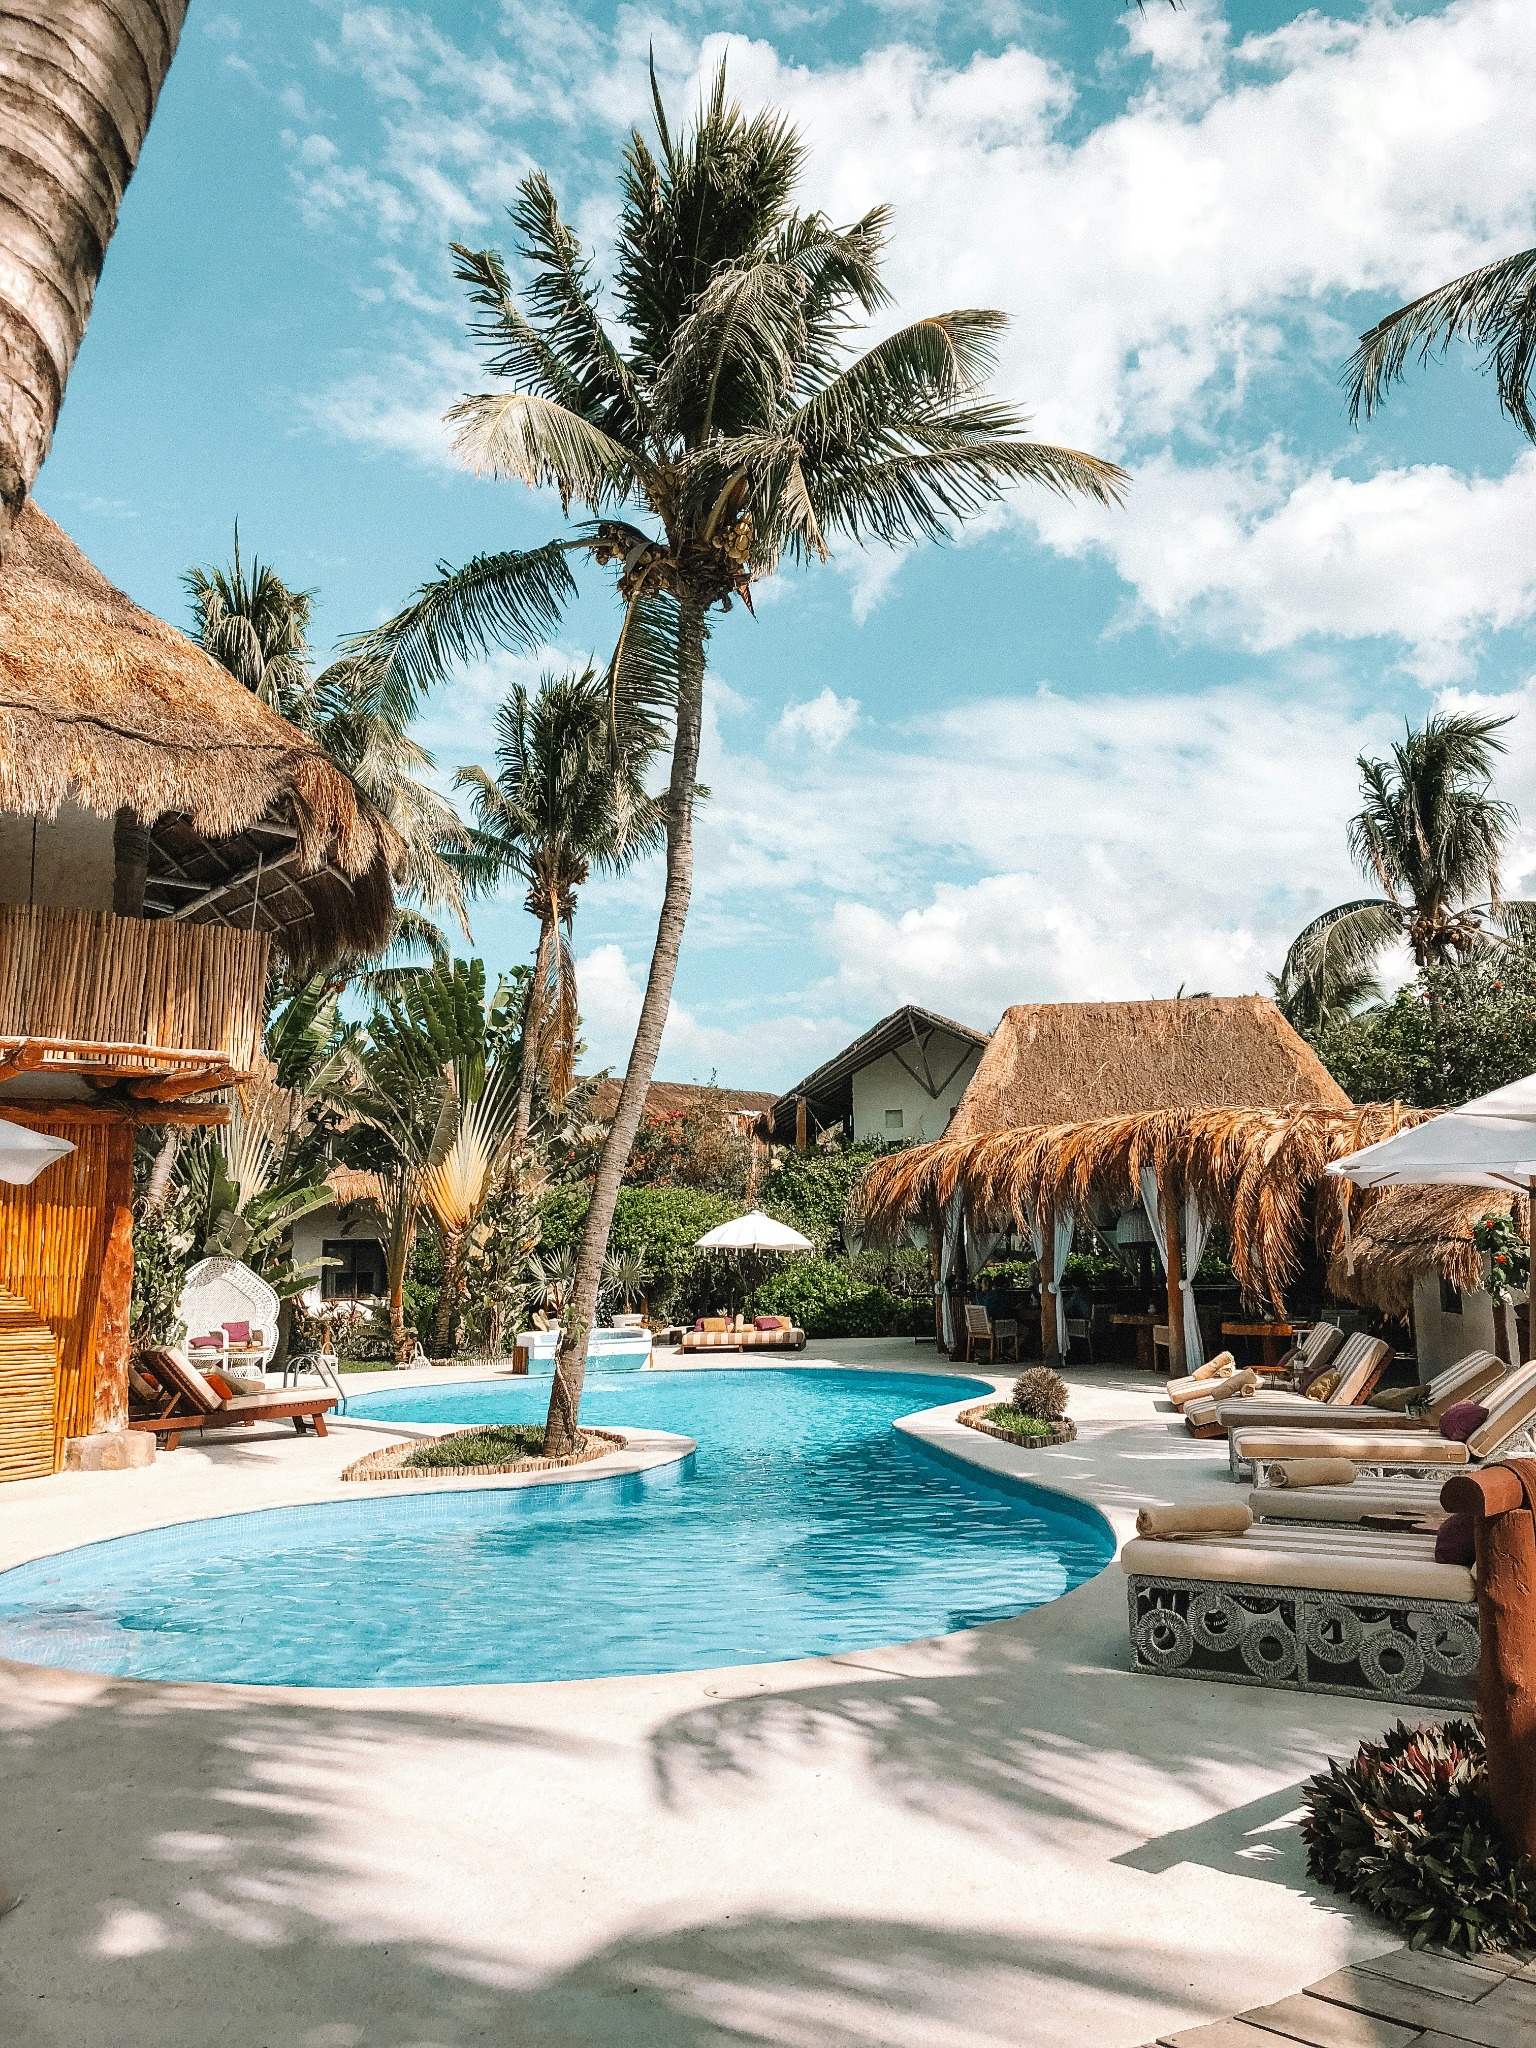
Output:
[
  {"xmin": 1305, "ymin": 1968, "xmax": 1530, "ymax": 2048},
  {"xmin": 1238, "ymin": 1991, "xmax": 1418, "ymax": 2048},
  {"xmin": 1158, "ymin": 2023, "xmax": 1301, "ymax": 2048},
  {"xmin": 1352, "ymin": 1951, "xmax": 1508, "ymax": 2003}
]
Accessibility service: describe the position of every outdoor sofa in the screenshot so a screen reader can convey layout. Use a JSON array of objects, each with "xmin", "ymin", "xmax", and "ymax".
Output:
[
  {"xmin": 129, "ymin": 1346, "xmax": 337, "ymax": 1451},
  {"xmin": 1228, "ymin": 1358, "xmax": 1536, "ymax": 1483},
  {"xmin": 1123, "ymin": 1513, "xmax": 1477, "ymax": 1706},
  {"xmin": 680, "ymin": 1317, "xmax": 807, "ymax": 1353}
]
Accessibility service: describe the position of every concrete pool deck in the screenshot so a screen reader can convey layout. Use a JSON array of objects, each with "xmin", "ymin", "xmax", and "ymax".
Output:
[{"xmin": 0, "ymin": 1343, "xmax": 1413, "ymax": 2047}]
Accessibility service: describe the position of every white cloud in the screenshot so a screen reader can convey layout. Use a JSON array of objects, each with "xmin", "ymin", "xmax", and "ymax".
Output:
[
  {"xmin": 574, "ymin": 941, "xmax": 836, "ymax": 1081},
  {"xmin": 1038, "ymin": 448, "xmax": 1536, "ymax": 682},
  {"xmin": 775, "ymin": 687, "xmax": 860, "ymax": 750}
]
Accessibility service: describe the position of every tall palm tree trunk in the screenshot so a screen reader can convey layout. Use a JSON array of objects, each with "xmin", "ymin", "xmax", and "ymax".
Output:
[
  {"xmin": 0, "ymin": 2, "xmax": 188, "ymax": 555},
  {"xmin": 514, "ymin": 910, "xmax": 556, "ymax": 1148},
  {"xmin": 545, "ymin": 601, "xmax": 707, "ymax": 1454},
  {"xmin": 433, "ymin": 1223, "xmax": 466, "ymax": 1357}
]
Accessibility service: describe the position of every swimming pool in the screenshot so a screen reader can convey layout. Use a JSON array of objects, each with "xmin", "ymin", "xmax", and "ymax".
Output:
[{"xmin": 0, "ymin": 1368, "xmax": 1113, "ymax": 1687}]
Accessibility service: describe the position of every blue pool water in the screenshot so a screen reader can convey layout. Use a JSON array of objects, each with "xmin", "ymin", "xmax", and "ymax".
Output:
[{"xmin": 0, "ymin": 1368, "xmax": 1112, "ymax": 1687}]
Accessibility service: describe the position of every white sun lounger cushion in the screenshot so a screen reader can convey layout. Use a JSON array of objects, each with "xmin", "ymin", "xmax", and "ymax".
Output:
[
  {"xmin": 1121, "ymin": 1524, "xmax": 1472, "ymax": 1604},
  {"xmin": 1233, "ymin": 1428, "xmax": 1469, "ymax": 1465},
  {"xmin": 1248, "ymin": 1478, "xmax": 1449, "ymax": 1523},
  {"xmin": 1215, "ymin": 1400, "xmax": 1426, "ymax": 1431}
]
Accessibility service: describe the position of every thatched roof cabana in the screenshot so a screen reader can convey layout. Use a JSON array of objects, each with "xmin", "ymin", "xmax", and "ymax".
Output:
[
  {"xmin": 0, "ymin": 500, "xmax": 399, "ymax": 969},
  {"xmin": 1327, "ymin": 1184, "xmax": 1511, "ymax": 1319},
  {"xmin": 857, "ymin": 1100, "xmax": 1429, "ymax": 1315},
  {"xmin": 944, "ymin": 996, "xmax": 1349, "ymax": 1139}
]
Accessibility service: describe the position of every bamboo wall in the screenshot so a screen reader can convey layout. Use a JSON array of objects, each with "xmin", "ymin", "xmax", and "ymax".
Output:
[
  {"xmin": 0, "ymin": 904, "xmax": 269, "ymax": 1067},
  {"xmin": 0, "ymin": 1287, "xmax": 61, "ymax": 1482},
  {"xmin": 0, "ymin": 1115, "xmax": 115, "ymax": 1460}
]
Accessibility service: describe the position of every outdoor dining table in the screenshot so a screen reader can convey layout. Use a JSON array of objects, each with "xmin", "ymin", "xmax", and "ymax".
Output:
[
  {"xmin": 1220, "ymin": 1319, "xmax": 1295, "ymax": 1372},
  {"xmin": 1110, "ymin": 1311, "xmax": 1160, "ymax": 1371}
]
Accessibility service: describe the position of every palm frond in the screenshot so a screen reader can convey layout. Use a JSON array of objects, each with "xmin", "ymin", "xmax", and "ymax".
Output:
[
  {"xmin": 343, "ymin": 541, "xmax": 579, "ymax": 726},
  {"xmin": 1282, "ymin": 900, "xmax": 1406, "ymax": 989},
  {"xmin": 1347, "ymin": 245, "xmax": 1536, "ymax": 439},
  {"xmin": 446, "ymin": 392, "xmax": 645, "ymax": 511}
]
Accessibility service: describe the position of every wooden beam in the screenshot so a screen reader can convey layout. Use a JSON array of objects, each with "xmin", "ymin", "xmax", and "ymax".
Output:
[
  {"xmin": 169, "ymin": 845, "xmax": 301, "ymax": 920},
  {"xmin": 796, "ymin": 1094, "xmax": 807, "ymax": 1150},
  {"xmin": 1160, "ymin": 1174, "xmax": 1184, "ymax": 1375},
  {"xmin": 0, "ymin": 1100, "xmax": 231, "ymax": 1129},
  {"xmin": 125, "ymin": 1065, "xmax": 240, "ymax": 1104},
  {"xmin": 91, "ymin": 1120, "xmax": 136, "ymax": 1436}
]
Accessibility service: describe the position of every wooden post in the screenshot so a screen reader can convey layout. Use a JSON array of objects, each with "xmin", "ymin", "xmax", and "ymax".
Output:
[
  {"xmin": 90, "ymin": 1120, "xmax": 136, "ymax": 1436},
  {"xmin": 1039, "ymin": 1202, "xmax": 1059, "ymax": 1362},
  {"xmin": 795, "ymin": 1095, "xmax": 807, "ymax": 1151},
  {"xmin": 1442, "ymin": 1462, "xmax": 1536, "ymax": 1862},
  {"xmin": 1160, "ymin": 1175, "xmax": 1184, "ymax": 1376}
]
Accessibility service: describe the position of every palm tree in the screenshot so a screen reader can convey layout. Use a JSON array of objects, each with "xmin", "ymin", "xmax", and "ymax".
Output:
[
  {"xmin": 349, "ymin": 958, "xmax": 523, "ymax": 1358},
  {"xmin": 456, "ymin": 669, "xmax": 666, "ymax": 1148},
  {"xmin": 1267, "ymin": 956, "xmax": 1383, "ymax": 1040},
  {"xmin": 354, "ymin": 65, "xmax": 1126, "ymax": 1452},
  {"xmin": 186, "ymin": 543, "xmax": 473, "ymax": 962},
  {"xmin": 1348, "ymin": 247, "xmax": 1536, "ymax": 440},
  {"xmin": 1280, "ymin": 712, "xmax": 1536, "ymax": 998},
  {"xmin": 185, "ymin": 533, "xmax": 318, "ymax": 723},
  {"xmin": 0, "ymin": 6, "xmax": 189, "ymax": 556}
]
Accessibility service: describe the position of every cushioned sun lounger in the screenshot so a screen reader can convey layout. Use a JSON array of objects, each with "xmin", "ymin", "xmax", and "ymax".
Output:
[
  {"xmin": 1204, "ymin": 1331, "xmax": 1392, "ymax": 1430},
  {"xmin": 129, "ymin": 1347, "xmax": 337, "ymax": 1451},
  {"xmin": 1214, "ymin": 1346, "xmax": 1503, "ymax": 1439},
  {"xmin": 1229, "ymin": 1359, "xmax": 1536, "ymax": 1482},
  {"xmin": 1247, "ymin": 1476, "xmax": 1452, "ymax": 1523},
  {"xmin": 1122, "ymin": 1519, "xmax": 1477, "ymax": 1705}
]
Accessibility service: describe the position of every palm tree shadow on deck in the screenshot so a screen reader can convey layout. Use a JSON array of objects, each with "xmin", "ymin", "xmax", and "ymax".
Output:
[{"xmin": 1, "ymin": 1669, "xmax": 1264, "ymax": 2048}]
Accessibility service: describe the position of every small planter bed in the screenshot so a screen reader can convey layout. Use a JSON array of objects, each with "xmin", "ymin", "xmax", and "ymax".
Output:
[
  {"xmin": 960, "ymin": 1402, "xmax": 1077, "ymax": 1448},
  {"xmin": 342, "ymin": 1425, "xmax": 625, "ymax": 1483}
]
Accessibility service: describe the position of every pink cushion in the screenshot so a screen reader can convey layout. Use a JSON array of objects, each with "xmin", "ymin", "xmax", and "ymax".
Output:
[
  {"xmin": 189, "ymin": 1333, "xmax": 224, "ymax": 1351},
  {"xmin": 1434, "ymin": 1511, "xmax": 1476, "ymax": 1565},
  {"xmin": 222, "ymin": 1321, "xmax": 251, "ymax": 1344},
  {"xmin": 1440, "ymin": 1401, "xmax": 1489, "ymax": 1442},
  {"xmin": 693, "ymin": 1320, "xmax": 705, "ymax": 1332},
  {"xmin": 754, "ymin": 1316, "xmax": 781, "ymax": 1331}
]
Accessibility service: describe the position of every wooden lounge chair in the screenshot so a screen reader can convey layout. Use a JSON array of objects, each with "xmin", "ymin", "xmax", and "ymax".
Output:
[
  {"xmin": 1229, "ymin": 1358, "xmax": 1536, "ymax": 1483},
  {"xmin": 129, "ymin": 1347, "xmax": 337, "ymax": 1451},
  {"xmin": 1122, "ymin": 1517, "xmax": 1477, "ymax": 1705}
]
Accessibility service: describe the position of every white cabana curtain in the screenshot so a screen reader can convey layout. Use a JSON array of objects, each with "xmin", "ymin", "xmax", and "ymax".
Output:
[
  {"xmin": 939, "ymin": 1190, "xmax": 964, "ymax": 1352},
  {"xmin": 1028, "ymin": 1210, "xmax": 1076, "ymax": 1354},
  {"xmin": 1137, "ymin": 1167, "xmax": 1210, "ymax": 1371}
]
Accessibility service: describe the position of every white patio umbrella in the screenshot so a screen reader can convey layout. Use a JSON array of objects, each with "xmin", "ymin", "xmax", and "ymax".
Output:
[
  {"xmin": 1328, "ymin": 1072, "xmax": 1536, "ymax": 1255},
  {"xmin": 0, "ymin": 1117, "xmax": 75, "ymax": 1187},
  {"xmin": 694, "ymin": 1210, "xmax": 813, "ymax": 1252}
]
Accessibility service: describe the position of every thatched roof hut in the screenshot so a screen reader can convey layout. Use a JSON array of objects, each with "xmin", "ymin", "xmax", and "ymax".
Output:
[
  {"xmin": 945, "ymin": 996, "xmax": 1348, "ymax": 1139},
  {"xmin": 1327, "ymin": 1184, "xmax": 1509, "ymax": 1319},
  {"xmin": 0, "ymin": 500, "xmax": 399, "ymax": 968}
]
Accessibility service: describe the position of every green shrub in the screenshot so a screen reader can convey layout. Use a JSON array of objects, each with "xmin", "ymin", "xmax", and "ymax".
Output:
[
  {"xmin": 759, "ymin": 1142, "xmax": 890, "ymax": 1251},
  {"xmin": 749, "ymin": 1256, "xmax": 928, "ymax": 1338},
  {"xmin": 1011, "ymin": 1367, "xmax": 1069, "ymax": 1421},
  {"xmin": 539, "ymin": 1184, "xmax": 737, "ymax": 1319},
  {"xmin": 977, "ymin": 1407, "xmax": 1060, "ymax": 1439},
  {"xmin": 1302, "ymin": 1719, "xmax": 1536, "ymax": 1953},
  {"xmin": 403, "ymin": 1425, "xmax": 551, "ymax": 1470}
]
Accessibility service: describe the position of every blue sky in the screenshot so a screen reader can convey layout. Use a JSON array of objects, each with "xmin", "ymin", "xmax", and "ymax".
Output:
[{"xmin": 37, "ymin": 0, "xmax": 1536, "ymax": 1087}]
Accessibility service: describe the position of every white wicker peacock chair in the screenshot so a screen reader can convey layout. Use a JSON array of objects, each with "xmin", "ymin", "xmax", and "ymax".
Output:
[{"xmin": 177, "ymin": 1257, "xmax": 281, "ymax": 1373}]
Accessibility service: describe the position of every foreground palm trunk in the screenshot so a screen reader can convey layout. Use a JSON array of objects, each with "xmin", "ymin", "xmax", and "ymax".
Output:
[
  {"xmin": 0, "ymin": 1, "xmax": 188, "ymax": 554},
  {"xmin": 545, "ymin": 606, "xmax": 706, "ymax": 1454}
]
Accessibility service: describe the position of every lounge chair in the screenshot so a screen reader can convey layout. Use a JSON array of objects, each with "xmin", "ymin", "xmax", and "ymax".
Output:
[
  {"xmin": 1269, "ymin": 1318, "xmax": 1346, "ymax": 1383},
  {"xmin": 1229, "ymin": 1358, "xmax": 1536, "ymax": 1483},
  {"xmin": 1202, "ymin": 1331, "xmax": 1394, "ymax": 1434},
  {"xmin": 129, "ymin": 1347, "xmax": 337, "ymax": 1451},
  {"xmin": 1248, "ymin": 1475, "xmax": 1451, "ymax": 1524},
  {"xmin": 1214, "ymin": 1344, "xmax": 1502, "ymax": 1453},
  {"xmin": 1123, "ymin": 1517, "xmax": 1477, "ymax": 1705},
  {"xmin": 679, "ymin": 1317, "xmax": 807, "ymax": 1353}
]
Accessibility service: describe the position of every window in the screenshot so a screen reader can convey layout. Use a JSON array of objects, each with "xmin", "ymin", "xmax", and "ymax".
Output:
[
  {"xmin": 1439, "ymin": 1275, "xmax": 1463, "ymax": 1317},
  {"xmin": 322, "ymin": 1238, "xmax": 387, "ymax": 1301},
  {"xmin": 884, "ymin": 1108, "xmax": 904, "ymax": 1133}
]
